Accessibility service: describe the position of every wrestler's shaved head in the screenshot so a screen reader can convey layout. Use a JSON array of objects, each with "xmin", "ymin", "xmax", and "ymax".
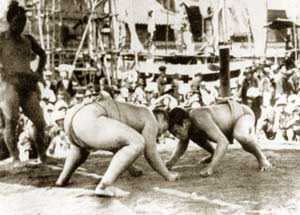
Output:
[
  {"xmin": 7, "ymin": 1, "xmax": 26, "ymax": 23},
  {"xmin": 168, "ymin": 107, "xmax": 189, "ymax": 130},
  {"xmin": 7, "ymin": 1, "xmax": 26, "ymax": 34}
]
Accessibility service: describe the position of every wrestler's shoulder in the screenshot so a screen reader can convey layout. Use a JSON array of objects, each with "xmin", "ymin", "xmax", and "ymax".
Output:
[
  {"xmin": 117, "ymin": 100, "xmax": 148, "ymax": 111},
  {"xmin": 22, "ymin": 33, "xmax": 34, "ymax": 40},
  {"xmin": 189, "ymin": 106, "xmax": 211, "ymax": 116}
]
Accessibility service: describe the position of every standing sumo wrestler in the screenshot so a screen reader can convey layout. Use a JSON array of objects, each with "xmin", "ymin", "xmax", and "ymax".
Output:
[
  {"xmin": 153, "ymin": 99, "xmax": 272, "ymax": 177},
  {"xmin": 56, "ymin": 98, "xmax": 179, "ymax": 197},
  {"xmin": 0, "ymin": 1, "xmax": 48, "ymax": 165}
]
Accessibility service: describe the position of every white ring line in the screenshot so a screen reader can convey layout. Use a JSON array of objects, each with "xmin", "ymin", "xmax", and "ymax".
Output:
[
  {"xmin": 153, "ymin": 187, "xmax": 242, "ymax": 210},
  {"xmin": 46, "ymin": 165, "xmax": 102, "ymax": 180}
]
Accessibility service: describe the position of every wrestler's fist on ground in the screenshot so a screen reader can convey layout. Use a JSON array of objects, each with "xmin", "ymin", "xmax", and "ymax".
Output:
[
  {"xmin": 167, "ymin": 171, "xmax": 180, "ymax": 181},
  {"xmin": 165, "ymin": 160, "xmax": 174, "ymax": 170},
  {"xmin": 259, "ymin": 160, "xmax": 272, "ymax": 172},
  {"xmin": 199, "ymin": 167, "xmax": 214, "ymax": 177}
]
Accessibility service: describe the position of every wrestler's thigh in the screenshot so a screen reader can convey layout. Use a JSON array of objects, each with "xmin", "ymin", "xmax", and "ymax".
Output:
[
  {"xmin": 0, "ymin": 84, "xmax": 19, "ymax": 121},
  {"xmin": 73, "ymin": 116, "xmax": 145, "ymax": 151},
  {"xmin": 233, "ymin": 114, "xmax": 255, "ymax": 137},
  {"xmin": 20, "ymin": 92, "xmax": 45, "ymax": 124}
]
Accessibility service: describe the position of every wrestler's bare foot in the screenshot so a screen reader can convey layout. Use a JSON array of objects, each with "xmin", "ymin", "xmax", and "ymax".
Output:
[
  {"xmin": 199, "ymin": 155, "xmax": 212, "ymax": 164},
  {"xmin": 94, "ymin": 185, "xmax": 130, "ymax": 198},
  {"xmin": 55, "ymin": 180, "xmax": 70, "ymax": 187},
  {"xmin": 259, "ymin": 160, "xmax": 272, "ymax": 172},
  {"xmin": 0, "ymin": 157, "xmax": 23, "ymax": 168}
]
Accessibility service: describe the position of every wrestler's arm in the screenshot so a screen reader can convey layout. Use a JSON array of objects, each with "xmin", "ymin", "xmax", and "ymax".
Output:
[
  {"xmin": 142, "ymin": 121, "xmax": 176, "ymax": 181},
  {"xmin": 26, "ymin": 35, "xmax": 46, "ymax": 75},
  {"xmin": 191, "ymin": 111, "xmax": 229, "ymax": 176},
  {"xmin": 165, "ymin": 138, "xmax": 189, "ymax": 169}
]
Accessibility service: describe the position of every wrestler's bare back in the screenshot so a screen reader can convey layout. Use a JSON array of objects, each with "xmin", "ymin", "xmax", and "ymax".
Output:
[
  {"xmin": 189, "ymin": 104, "xmax": 234, "ymax": 134},
  {"xmin": 69, "ymin": 99, "xmax": 157, "ymax": 150}
]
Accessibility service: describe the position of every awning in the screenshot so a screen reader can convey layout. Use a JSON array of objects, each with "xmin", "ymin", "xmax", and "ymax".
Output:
[
  {"xmin": 181, "ymin": 0, "xmax": 199, "ymax": 7},
  {"xmin": 265, "ymin": 18, "xmax": 300, "ymax": 29},
  {"xmin": 138, "ymin": 60, "xmax": 252, "ymax": 80},
  {"xmin": 116, "ymin": 0, "xmax": 176, "ymax": 25}
]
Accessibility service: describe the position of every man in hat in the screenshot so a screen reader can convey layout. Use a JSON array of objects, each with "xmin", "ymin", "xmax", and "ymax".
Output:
[
  {"xmin": 274, "ymin": 95, "xmax": 289, "ymax": 140},
  {"xmin": 56, "ymin": 64, "xmax": 75, "ymax": 100},
  {"xmin": 287, "ymin": 68, "xmax": 300, "ymax": 95},
  {"xmin": 48, "ymin": 110, "xmax": 69, "ymax": 158},
  {"xmin": 70, "ymin": 88, "xmax": 85, "ymax": 106},
  {"xmin": 246, "ymin": 87, "xmax": 263, "ymax": 128},
  {"xmin": 239, "ymin": 67, "xmax": 259, "ymax": 105},
  {"xmin": 157, "ymin": 65, "xmax": 168, "ymax": 96},
  {"xmin": 259, "ymin": 107, "xmax": 276, "ymax": 140},
  {"xmin": 0, "ymin": 1, "xmax": 48, "ymax": 165},
  {"xmin": 190, "ymin": 72, "xmax": 203, "ymax": 93}
]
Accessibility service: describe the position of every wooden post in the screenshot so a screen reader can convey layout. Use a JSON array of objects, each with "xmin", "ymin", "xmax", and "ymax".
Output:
[
  {"xmin": 58, "ymin": 0, "xmax": 63, "ymax": 65},
  {"xmin": 37, "ymin": 0, "xmax": 45, "ymax": 49},
  {"xmin": 165, "ymin": 0, "xmax": 171, "ymax": 54},
  {"xmin": 293, "ymin": 21, "xmax": 298, "ymax": 62},
  {"xmin": 45, "ymin": 9, "xmax": 51, "ymax": 71},
  {"xmin": 219, "ymin": 42, "xmax": 230, "ymax": 97},
  {"xmin": 218, "ymin": 0, "xmax": 230, "ymax": 98},
  {"xmin": 108, "ymin": 0, "xmax": 117, "ymax": 85}
]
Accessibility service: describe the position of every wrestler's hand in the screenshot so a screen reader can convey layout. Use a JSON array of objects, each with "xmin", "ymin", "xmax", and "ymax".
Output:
[
  {"xmin": 199, "ymin": 155, "xmax": 213, "ymax": 164},
  {"xmin": 166, "ymin": 171, "xmax": 180, "ymax": 182},
  {"xmin": 199, "ymin": 167, "xmax": 214, "ymax": 177},
  {"xmin": 165, "ymin": 160, "xmax": 174, "ymax": 170}
]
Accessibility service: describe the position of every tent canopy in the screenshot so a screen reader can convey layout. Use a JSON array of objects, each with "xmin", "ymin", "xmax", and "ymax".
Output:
[
  {"xmin": 116, "ymin": 0, "xmax": 176, "ymax": 25},
  {"xmin": 265, "ymin": 18, "xmax": 300, "ymax": 29}
]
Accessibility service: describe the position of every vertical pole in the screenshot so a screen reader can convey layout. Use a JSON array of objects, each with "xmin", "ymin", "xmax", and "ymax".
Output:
[
  {"xmin": 219, "ymin": 43, "xmax": 230, "ymax": 97},
  {"xmin": 45, "ymin": 9, "xmax": 51, "ymax": 71},
  {"xmin": 58, "ymin": 0, "xmax": 62, "ymax": 65},
  {"xmin": 165, "ymin": 0, "xmax": 170, "ymax": 54},
  {"xmin": 108, "ymin": 0, "xmax": 116, "ymax": 85},
  {"xmin": 293, "ymin": 22, "xmax": 298, "ymax": 62},
  {"xmin": 218, "ymin": 0, "xmax": 230, "ymax": 98},
  {"xmin": 37, "ymin": 0, "xmax": 45, "ymax": 49},
  {"xmin": 51, "ymin": 0, "xmax": 55, "ymax": 71},
  {"xmin": 264, "ymin": 0, "xmax": 268, "ymax": 56}
]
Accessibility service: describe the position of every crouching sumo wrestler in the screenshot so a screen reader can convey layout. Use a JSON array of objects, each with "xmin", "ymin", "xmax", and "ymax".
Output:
[
  {"xmin": 56, "ymin": 99, "xmax": 179, "ymax": 197},
  {"xmin": 153, "ymin": 99, "xmax": 271, "ymax": 177}
]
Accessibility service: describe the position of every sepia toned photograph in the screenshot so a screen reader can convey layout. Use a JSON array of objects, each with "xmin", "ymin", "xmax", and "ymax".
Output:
[{"xmin": 0, "ymin": 0, "xmax": 299, "ymax": 214}]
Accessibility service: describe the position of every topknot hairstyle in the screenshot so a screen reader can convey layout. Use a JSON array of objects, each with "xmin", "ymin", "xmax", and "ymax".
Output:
[{"xmin": 7, "ymin": 1, "xmax": 26, "ymax": 23}]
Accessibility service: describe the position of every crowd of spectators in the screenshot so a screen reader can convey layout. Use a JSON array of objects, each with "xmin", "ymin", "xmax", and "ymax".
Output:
[
  {"xmin": 238, "ymin": 61, "xmax": 300, "ymax": 143},
  {"xmin": 14, "ymin": 58, "xmax": 300, "ymax": 160}
]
